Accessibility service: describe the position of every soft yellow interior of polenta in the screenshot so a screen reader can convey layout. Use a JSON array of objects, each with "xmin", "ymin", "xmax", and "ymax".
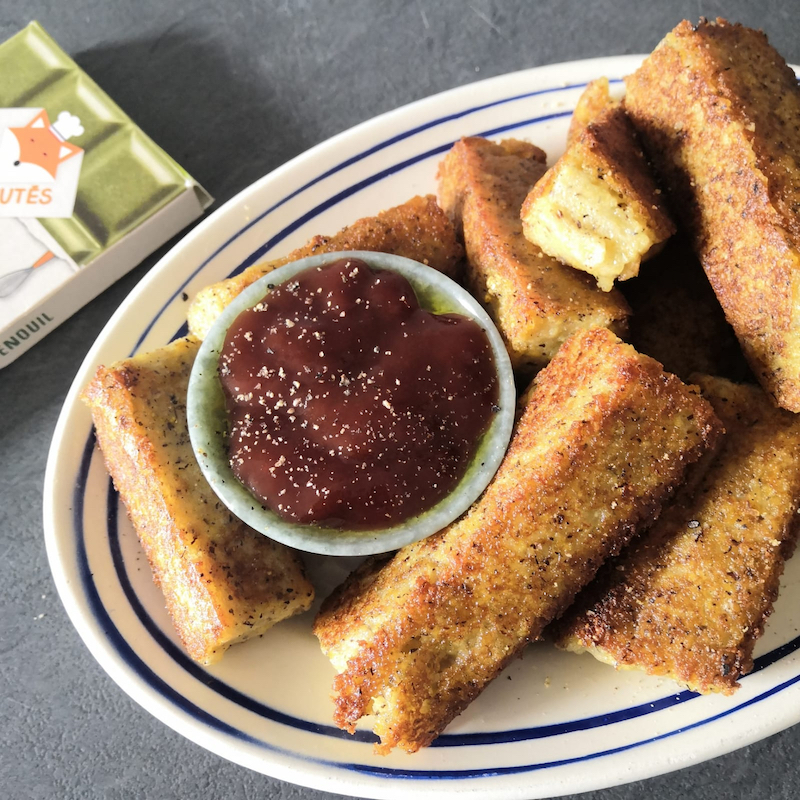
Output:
[{"xmin": 525, "ymin": 162, "xmax": 661, "ymax": 291}]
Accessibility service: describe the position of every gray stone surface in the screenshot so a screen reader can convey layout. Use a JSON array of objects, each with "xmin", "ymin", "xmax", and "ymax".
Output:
[{"xmin": 2, "ymin": 1, "xmax": 799, "ymax": 798}]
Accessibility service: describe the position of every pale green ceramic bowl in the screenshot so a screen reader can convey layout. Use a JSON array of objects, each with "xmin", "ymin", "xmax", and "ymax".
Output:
[{"xmin": 187, "ymin": 251, "xmax": 515, "ymax": 556}]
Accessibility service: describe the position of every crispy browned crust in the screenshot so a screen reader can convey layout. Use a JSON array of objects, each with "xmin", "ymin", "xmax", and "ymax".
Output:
[
  {"xmin": 555, "ymin": 375, "xmax": 800, "ymax": 693},
  {"xmin": 567, "ymin": 77, "xmax": 618, "ymax": 144},
  {"xmin": 313, "ymin": 328, "xmax": 720, "ymax": 753},
  {"xmin": 579, "ymin": 106, "xmax": 674, "ymax": 239},
  {"xmin": 521, "ymin": 105, "xmax": 675, "ymax": 290},
  {"xmin": 187, "ymin": 195, "xmax": 464, "ymax": 340},
  {"xmin": 81, "ymin": 337, "xmax": 314, "ymax": 664},
  {"xmin": 624, "ymin": 18, "xmax": 800, "ymax": 411},
  {"xmin": 621, "ymin": 235, "xmax": 752, "ymax": 383},
  {"xmin": 437, "ymin": 137, "xmax": 630, "ymax": 370}
]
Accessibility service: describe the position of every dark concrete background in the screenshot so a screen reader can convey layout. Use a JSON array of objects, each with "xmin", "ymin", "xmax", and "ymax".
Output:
[{"xmin": 2, "ymin": 2, "xmax": 799, "ymax": 798}]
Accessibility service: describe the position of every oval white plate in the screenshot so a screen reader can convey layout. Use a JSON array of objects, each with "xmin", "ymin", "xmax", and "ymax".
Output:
[{"xmin": 43, "ymin": 55, "xmax": 800, "ymax": 800}]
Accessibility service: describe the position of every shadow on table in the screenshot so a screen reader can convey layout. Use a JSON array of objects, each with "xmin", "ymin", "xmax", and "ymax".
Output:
[{"xmin": 75, "ymin": 29, "xmax": 305, "ymax": 206}]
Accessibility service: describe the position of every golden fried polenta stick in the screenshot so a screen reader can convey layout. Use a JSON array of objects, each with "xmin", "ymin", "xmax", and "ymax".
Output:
[
  {"xmin": 625, "ymin": 19, "xmax": 800, "ymax": 411},
  {"xmin": 313, "ymin": 328, "xmax": 720, "ymax": 754},
  {"xmin": 521, "ymin": 105, "xmax": 675, "ymax": 291},
  {"xmin": 438, "ymin": 137, "xmax": 630, "ymax": 371},
  {"xmin": 82, "ymin": 337, "xmax": 314, "ymax": 665},
  {"xmin": 567, "ymin": 77, "xmax": 618, "ymax": 145},
  {"xmin": 555, "ymin": 375, "xmax": 800, "ymax": 694},
  {"xmin": 187, "ymin": 195, "xmax": 463, "ymax": 340}
]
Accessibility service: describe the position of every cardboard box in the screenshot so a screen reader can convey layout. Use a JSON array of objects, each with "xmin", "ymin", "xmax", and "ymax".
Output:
[{"xmin": 0, "ymin": 22, "xmax": 212, "ymax": 367}]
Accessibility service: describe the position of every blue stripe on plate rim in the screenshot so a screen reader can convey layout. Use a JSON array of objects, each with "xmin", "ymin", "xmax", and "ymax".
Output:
[{"xmin": 73, "ymin": 75, "xmax": 800, "ymax": 780}]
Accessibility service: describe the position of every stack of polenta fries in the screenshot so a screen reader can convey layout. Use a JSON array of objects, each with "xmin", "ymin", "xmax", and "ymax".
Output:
[{"xmin": 83, "ymin": 18, "xmax": 800, "ymax": 755}]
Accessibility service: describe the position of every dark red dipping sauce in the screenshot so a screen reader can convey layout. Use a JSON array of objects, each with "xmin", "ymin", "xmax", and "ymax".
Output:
[{"xmin": 219, "ymin": 257, "xmax": 498, "ymax": 530}]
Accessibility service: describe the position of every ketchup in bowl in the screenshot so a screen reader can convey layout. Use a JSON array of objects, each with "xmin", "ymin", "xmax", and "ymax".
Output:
[
  {"xmin": 219, "ymin": 257, "xmax": 498, "ymax": 530},
  {"xmin": 188, "ymin": 250, "xmax": 515, "ymax": 556}
]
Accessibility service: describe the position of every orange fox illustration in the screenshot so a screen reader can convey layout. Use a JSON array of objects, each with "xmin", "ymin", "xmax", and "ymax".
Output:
[{"xmin": 4, "ymin": 109, "xmax": 82, "ymax": 182}]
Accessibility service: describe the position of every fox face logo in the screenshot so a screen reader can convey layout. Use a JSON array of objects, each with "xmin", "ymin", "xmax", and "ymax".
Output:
[
  {"xmin": 0, "ymin": 109, "xmax": 82, "ymax": 184},
  {"xmin": 0, "ymin": 108, "xmax": 84, "ymax": 218}
]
